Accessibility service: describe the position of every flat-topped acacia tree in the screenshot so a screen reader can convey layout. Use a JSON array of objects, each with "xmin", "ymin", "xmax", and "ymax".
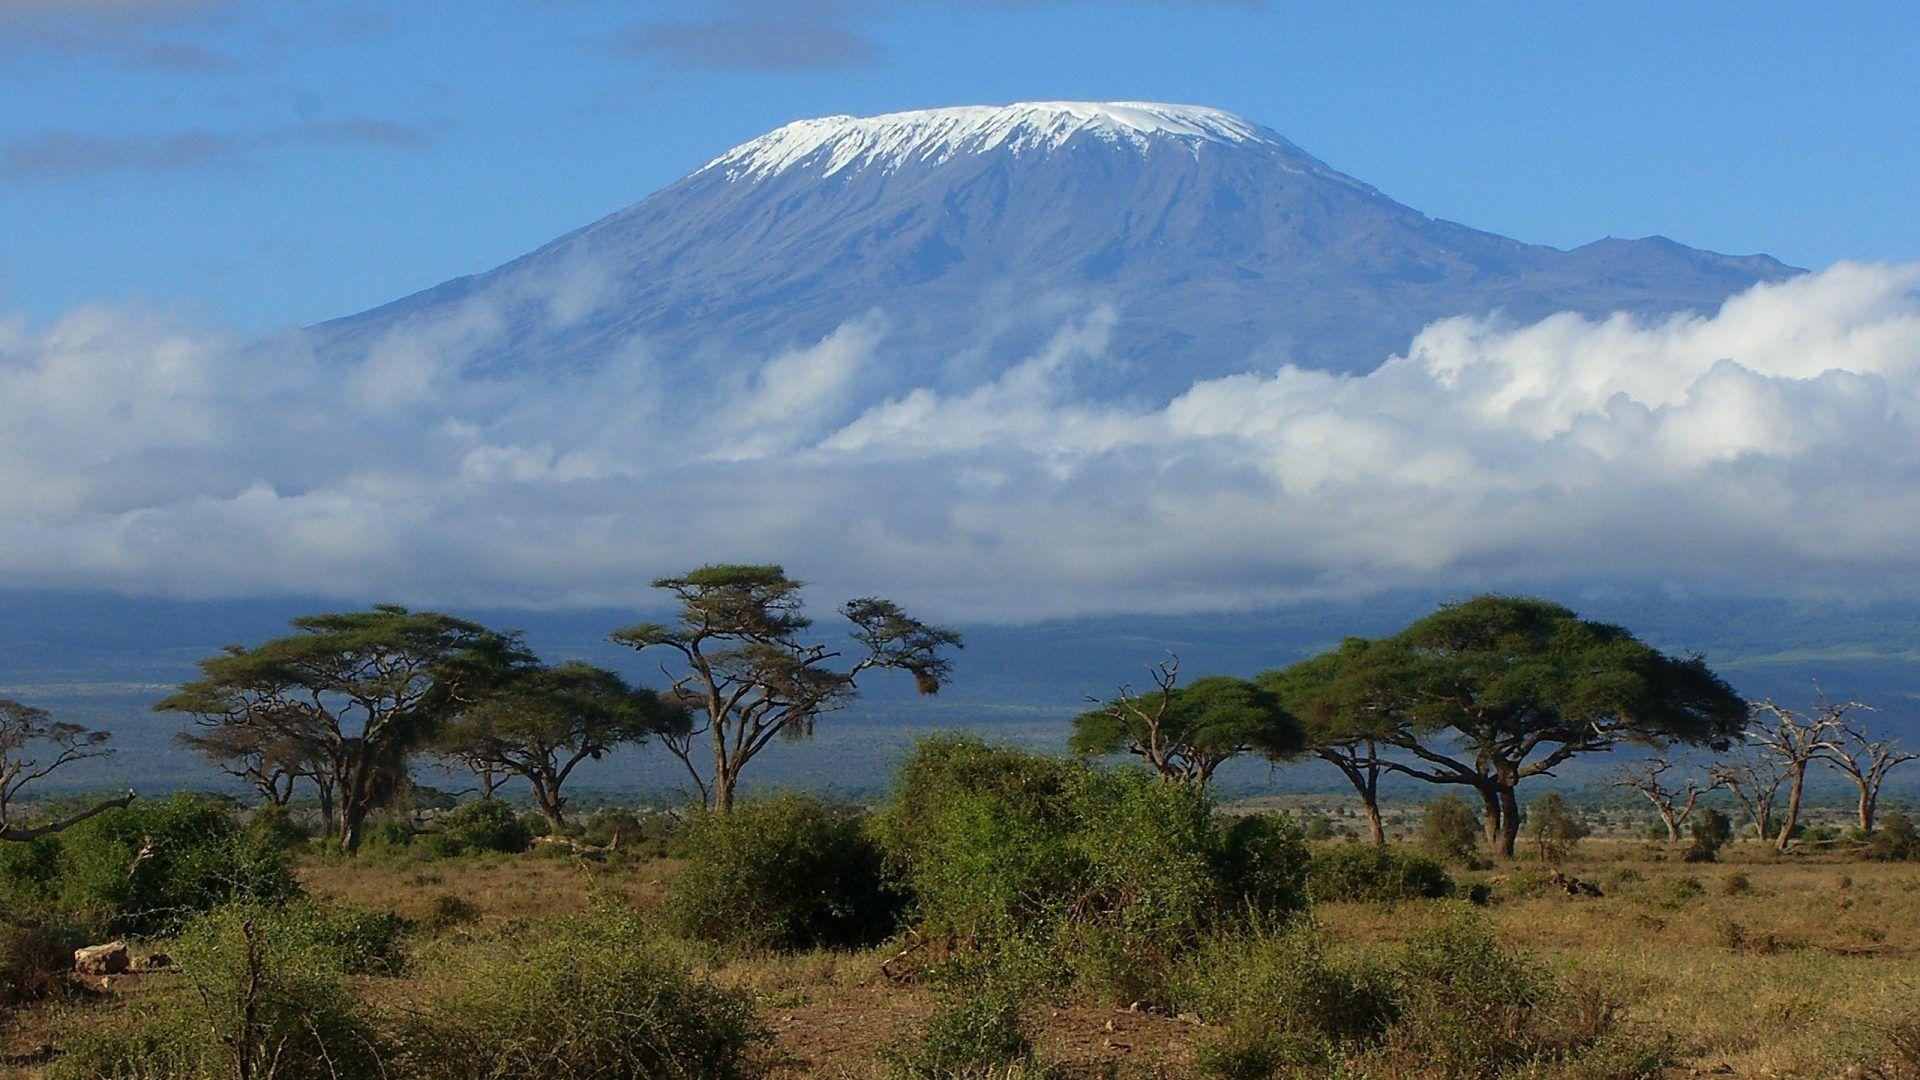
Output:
[
  {"xmin": 1259, "ymin": 637, "xmax": 1412, "ymax": 846},
  {"xmin": 612, "ymin": 565, "xmax": 961, "ymax": 812},
  {"xmin": 435, "ymin": 661, "xmax": 690, "ymax": 831},
  {"xmin": 1267, "ymin": 596, "xmax": 1746, "ymax": 857},
  {"xmin": 1071, "ymin": 658, "xmax": 1304, "ymax": 789},
  {"xmin": 160, "ymin": 606, "xmax": 530, "ymax": 852}
]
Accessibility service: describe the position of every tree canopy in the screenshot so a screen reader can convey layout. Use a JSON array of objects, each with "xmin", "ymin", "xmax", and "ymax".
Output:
[
  {"xmin": 1072, "ymin": 661, "xmax": 1303, "ymax": 788},
  {"xmin": 159, "ymin": 606, "xmax": 529, "ymax": 852},
  {"xmin": 1266, "ymin": 596, "xmax": 1745, "ymax": 855},
  {"xmin": 612, "ymin": 565, "xmax": 961, "ymax": 811},
  {"xmin": 436, "ymin": 661, "xmax": 690, "ymax": 829}
]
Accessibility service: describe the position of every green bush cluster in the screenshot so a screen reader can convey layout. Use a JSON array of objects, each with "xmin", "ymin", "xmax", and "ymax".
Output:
[
  {"xmin": 52, "ymin": 902, "xmax": 767, "ymax": 1080},
  {"xmin": 418, "ymin": 798, "xmax": 534, "ymax": 858},
  {"xmin": 50, "ymin": 904, "xmax": 392, "ymax": 1080},
  {"xmin": 667, "ymin": 793, "xmax": 900, "ymax": 952},
  {"xmin": 1304, "ymin": 842, "xmax": 1453, "ymax": 904},
  {"xmin": 402, "ymin": 905, "xmax": 768, "ymax": 1080},
  {"xmin": 873, "ymin": 736, "xmax": 1308, "ymax": 1000},
  {"xmin": 1185, "ymin": 910, "xmax": 1670, "ymax": 1079},
  {"xmin": 1416, "ymin": 795, "xmax": 1484, "ymax": 864},
  {"xmin": 0, "ymin": 793, "xmax": 300, "ymax": 938}
]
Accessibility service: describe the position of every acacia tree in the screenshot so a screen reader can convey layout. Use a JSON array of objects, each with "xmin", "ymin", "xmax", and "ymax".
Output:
[
  {"xmin": 1071, "ymin": 658, "xmax": 1304, "ymax": 789},
  {"xmin": 176, "ymin": 719, "xmax": 331, "ymax": 810},
  {"xmin": 0, "ymin": 700, "xmax": 132, "ymax": 841},
  {"xmin": 1821, "ymin": 709, "xmax": 1918, "ymax": 836},
  {"xmin": 611, "ymin": 566, "xmax": 961, "ymax": 812},
  {"xmin": 1608, "ymin": 755, "xmax": 1712, "ymax": 843},
  {"xmin": 1272, "ymin": 597, "xmax": 1745, "ymax": 857},
  {"xmin": 158, "ymin": 606, "xmax": 528, "ymax": 852},
  {"xmin": 1747, "ymin": 699, "xmax": 1848, "ymax": 851},
  {"xmin": 1260, "ymin": 638, "xmax": 1411, "ymax": 846},
  {"xmin": 435, "ymin": 661, "xmax": 689, "ymax": 831}
]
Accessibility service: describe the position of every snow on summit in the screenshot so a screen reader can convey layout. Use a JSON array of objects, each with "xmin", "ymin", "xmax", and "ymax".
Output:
[{"xmin": 701, "ymin": 101, "xmax": 1272, "ymax": 181}]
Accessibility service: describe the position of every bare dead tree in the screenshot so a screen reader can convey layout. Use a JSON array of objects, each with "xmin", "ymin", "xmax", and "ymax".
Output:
[
  {"xmin": 1709, "ymin": 747, "xmax": 1787, "ymax": 845},
  {"xmin": 1818, "ymin": 706, "xmax": 1917, "ymax": 836},
  {"xmin": 1608, "ymin": 755, "xmax": 1711, "ymax": 843},
  {"xmin": 1747, "ymin": 699, "xmax": 1848, "ymax": 851},
  {"xmin": 0, "ymin": 699, "xmax": 134, "ymax": 842}
]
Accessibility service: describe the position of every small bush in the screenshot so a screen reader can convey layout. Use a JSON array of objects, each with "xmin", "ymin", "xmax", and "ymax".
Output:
[
  {"xmin": 422, "ymin": 893, "xmax": 482, "ymax": 933},
  {"xmin": 1386, "ymin": 910, "xmax": 1549, "ymax": 1075},
  {"xmin": 1175, "ymin": 922, "xmax": 1393, "ymax": 1046},
  {"xmin": 668, "ymin": 794, "xmax": 899, "ymax": 952},
  {"xmin": 0, "ymin": 793, "xmax": 300, "ymax": 938},
  {"xmin": 1719, "ymin": 871, "xmax": 1753, "ymax": 896},
  {"xmin": 418, "ymin": 798, "xmax": 533, "ymax": 858},
  {"xmin": 1526, "ymin": 793, "xmax": 1588, "ymax": 864},
  {"xmin": 579, "ymin": 807, "xmax": 671, "ymax": 853},
  {"xmin": 1866, "ymin": 811, "xmax": 1920, "ymax": 862},
  {"xmin": 405, "ymin": 905, "xmax": 767, "ymax": 1080},
  {"xmin": 1416, "ymin": 795, "xmax": 1483, "ymax": 864},
  {"xmin": 283, "ymin": 903, "xmax": 409, "ymax": 975},
  {"xmin": 1305, "ymin": 844, "xmax": 1452, "ymax": 904},
  {"xmin": 1683, "ymin": 808, "xmax": 1733, "ymax": 863},
  {"xmin": 0, "ymin": 917, "xmax": 78, "ymax": 1007},
  {"xmin": 891, "ymin": 955, "xmax": 1039, "ymax": 1079},
  {"xmin": 50, "ymin": 903, "xmax": 391, "ymax": 1080},
  {"xmin": 1645, "ymin": 876, "xmax": 1706, "ymax": 910}
]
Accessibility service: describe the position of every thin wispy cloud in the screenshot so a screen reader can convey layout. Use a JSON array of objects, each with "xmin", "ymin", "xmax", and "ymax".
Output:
[
  {"xmin": 4, "ymin": 117, "xmax": 438, "ymax": 180},
  {"xmin": 612, "ymin": 0, "xmax": 1268, "ymax": 73},
  {"xmin": 0, "ymin": 0, "xmax": 243, "ymax": 70}
]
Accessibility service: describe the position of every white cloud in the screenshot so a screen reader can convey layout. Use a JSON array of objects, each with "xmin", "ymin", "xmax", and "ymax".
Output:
[{"xmin": 1, "ymin": 263, "xmax": 1918, "ymax": 619}]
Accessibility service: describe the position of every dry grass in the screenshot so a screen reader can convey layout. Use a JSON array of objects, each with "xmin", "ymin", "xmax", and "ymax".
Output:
[{"xmin": 9, "ymin": 838, "xmax": 1920, "ymax": 1077}]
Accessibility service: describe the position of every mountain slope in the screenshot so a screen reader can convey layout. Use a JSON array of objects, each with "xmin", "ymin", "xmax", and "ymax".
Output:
[{"xmin": 312, "ymin": 101, "xmax": 1797, "ymax": 399}]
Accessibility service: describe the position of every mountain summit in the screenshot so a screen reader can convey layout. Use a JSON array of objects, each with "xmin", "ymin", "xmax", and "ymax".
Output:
[
  {"xmin": 314, "ymin": 101, "xmax": 1797, "ymax": 398},
  {"xmin": 699, "ymin": 102, "xmax": 1284, "ymax": 181}
]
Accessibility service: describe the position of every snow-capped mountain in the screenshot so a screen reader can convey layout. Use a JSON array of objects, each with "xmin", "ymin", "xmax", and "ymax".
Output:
[{"xmin": 312, "ymin": 102, "xmax": 1796, "ymax": 399}]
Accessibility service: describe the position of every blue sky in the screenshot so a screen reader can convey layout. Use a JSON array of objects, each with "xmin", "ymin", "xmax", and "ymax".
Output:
[{"xmin": 3, "ymin": 1, "xmax": 1916, "ymax": 333}]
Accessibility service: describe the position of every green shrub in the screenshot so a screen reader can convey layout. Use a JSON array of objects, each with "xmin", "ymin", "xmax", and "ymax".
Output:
[
  {"xmin": 1416, "ymin": 795, "xmax": 1483, "ymax": 864},
  {"xmin": 1683, "ymin": 808, "xmax": 1733, "ymax": 863},
  {"xmin": 1389, "ymin": 909, "xmax": 1547, "ymax": 1073},
  {"xmin": 282, "ymin": 902, "xmax": 409, "ymax": 975},
  {"xmin": 668, "ymin": 794, "xmax": 899, "ymax": 952},
  {"xmin": 50, "ymin": 903, "xmax": 391, "ymax": 1080},
  {"xmin": 1216, "ymin": 813, "xmax": 1311, "ymax": 916},
  {"xmin": 357, "ymin": 813, "xmax": 415, "ymax": 851},
  {"xmin": 1866, "ymin": 811, "xmax": 1919, "ymax": 862},
  {"xmin": 1305, "ymin": 843, "xmax": 1452, "ymax": 904},
  {"xmin": 1526, "ymin": 793, "xmax": 1589, "ymax": 864},
  {"xmin": 579, "ymin": 806, "xmax": 668, "ymax": 852},
  {"xmin": 405, "ymin": 905, "xmax": 767, "ymax": 1080},
  {"xmin": 875, "ymin": 737, "xmax": 1304, "ymax": 1000},
  {"xmin": 890, "ymin": 954, "xmax": 1040, "ymax": 1080},
  {"xmin": 418, "ymin": 798, "xmax": 533, "ymax": 858},
  {"xmin": 0, "ymin": 793, "xmax": 300, "ymax": 938},
  {"xmin": 1175, "ymin": 922, "xmax": 1394, "ymax": 1048}
]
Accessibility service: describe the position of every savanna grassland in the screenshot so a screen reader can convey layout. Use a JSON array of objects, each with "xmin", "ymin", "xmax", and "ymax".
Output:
[{"xmin": 4, "ymin": 787, "xmax": 1919, "ymax": 1080}]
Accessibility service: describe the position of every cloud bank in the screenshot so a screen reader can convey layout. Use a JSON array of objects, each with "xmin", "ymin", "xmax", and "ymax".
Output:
[{"xmin": 2, "ymin": 263, "xmax": 1917, "ymax": 620}]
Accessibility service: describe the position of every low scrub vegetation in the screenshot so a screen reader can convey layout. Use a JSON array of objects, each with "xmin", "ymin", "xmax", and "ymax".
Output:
[{"xmin": 667, "ymin": 793, "xmax": 900, "ymax": 951}]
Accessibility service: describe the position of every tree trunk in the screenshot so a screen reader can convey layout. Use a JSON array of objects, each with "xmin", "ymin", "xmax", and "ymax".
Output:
[
  {"xmin": 1776, "ymin": 762, "xmax": 1809, "ymax": 851},
  {"xmin": 1858, "ymin": 784, "xmax": 1876, "ymax": 835},
  {"xmin": 534, "ymin": 787, "xmax": 568, "ymax": 832},
  {"xmin": 1660, "ymin": 809, "xmax": 1681, "ymax": 844},
  {"xmin": 1497, "ymin": 787, "xmax": 1521, "ymax": 858},
  {"xmin": 1362, "ymin": 798, "xmax": 1385, "ymax": 846},
  {"xmin": 339, "ymin": 805, "xmax": 365, "ymax": 854},
  {"xmin": 1477, "ymin": 787, "xmax": 1504, "ymax": 850}
]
